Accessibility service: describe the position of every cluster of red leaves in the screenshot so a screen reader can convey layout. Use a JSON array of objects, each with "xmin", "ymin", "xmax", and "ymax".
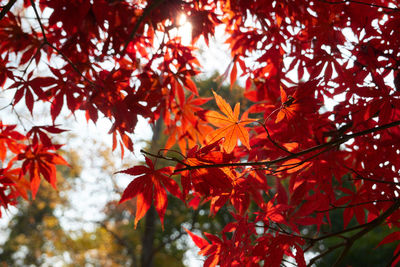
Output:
[
  {"xmin": 0, "ymin": 123, "xmax": 67, "ymax": 215},
  {"xmin": 2, "ymin": 0, "xmax": 400, "ymax": 266},
  {"xmin": 117, "ymin": 157, "xmax": 182, "ymax": 228}
]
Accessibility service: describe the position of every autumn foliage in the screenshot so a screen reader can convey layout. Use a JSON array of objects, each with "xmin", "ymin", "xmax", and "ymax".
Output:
[{"xmin": 1, "ymin": 0, "xmax": 400, "ymax": 266}]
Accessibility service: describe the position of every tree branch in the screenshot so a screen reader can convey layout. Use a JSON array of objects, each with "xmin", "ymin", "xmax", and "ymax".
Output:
[
  {"xmin": 0, "ymin": 0, "xmax": 17, "ymax": 20},
  {"xmin": 30, "ymin": 0, "xmax": 97, "ymax": 87},
  {"xmin": 344, "ymin": 165, "xmax": 400, "ymax": 186},
  {"xmin": 315, "ymin": 199, "xmax": 396, "ymax": 213},
  {"xmin": 172, "ymin": 120, "xmax": 400, "ymax": 172},
  {"xmin": 141, "ymin": 149, "xmax": 188, "ymax": 166},
  {"xmin": 307, "ymin": 200, "xmax": 400, "ymax": 266},
  {"xmin": 307, "ymin": 242, "xmax": 346, "ymax": 266},
  {"xmin": 318, "ymin": 0, "xmax": 400, "ymax": 11},
  {"xmin": 119, "ymin": 0, "xmax": 165, "ymax": 57},
  {"xmin": 333, "ymin": 200, "xmax": 400, "ymax": 266},
  {"xmin": 258, "ymin": 121, "xmax": 294, "ymax": 155}
]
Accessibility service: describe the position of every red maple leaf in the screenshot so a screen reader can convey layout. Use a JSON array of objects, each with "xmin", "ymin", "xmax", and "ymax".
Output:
[
  {"xmin": 0, "ymin": 123, "xmax": 25, "ymax": 162},
  {"xmin": 275, "ymin": 82, "xmax": 320, "ymax": 123},
  {"xmin": 118, "ymin": 157, "xmax": 182, "ymax": 228},
  {"xmin": 17, "ymin": 144, "xmax": 68, "ymax": 198}
]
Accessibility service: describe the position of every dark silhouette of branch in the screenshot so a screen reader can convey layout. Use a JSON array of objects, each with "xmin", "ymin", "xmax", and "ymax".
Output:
[
  {"xmin": 30, "ymin": 0, "xmax": 97, "ymax": 87},
  {"xmin": 315, "ymin": 199, "xmax": 397, "ymax": 213},
  {"xmin": 307, "ymin": 242, "xmax": 346, "ymax": 266},
  {"xmin": 307, "ymin": 200, "xmax": 400, "ymax": 266},
  {"xmin": 333, "ymin": 200, "xmax": 400, "ymax": 266},
  {"xmin": 387, "ymin": 247, "xmax": 400, "ymax": 267},
  {"xmin": 258, "ymin": 121, "xmax": 294, "ymax": 155},
  {"xmin": 345, "ymin": 165, "xmax": 400, "ymax": 186},
  {"xmin": 255, "ymin": 224, "xmax": 315, "ymax": 241},
  {"xmin": 119, "ymin": 0, "xmax": 166, "ymax": 57},
  {"xmin": 0, "ymin": 0, "xmax": 17, "ymax": 20},
  {"xmin": 318, "ymin": 0, "xmax": 400, "ymax": 11},
  {"xmin": 271, "ymin": 145, "xmax": 333, "ymax": 174},
  {"xmin": 170, "ymin": 120, "xmax": 400, "ymax": 172},
  {"xmin": 140, "ymin": 149, "xmax": 188, "ymax": 166}
]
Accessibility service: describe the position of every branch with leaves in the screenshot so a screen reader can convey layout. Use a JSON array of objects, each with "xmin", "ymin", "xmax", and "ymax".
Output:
[{"xmin": 2, "ymin": 1, "xmax": 400, "ymax": 266}]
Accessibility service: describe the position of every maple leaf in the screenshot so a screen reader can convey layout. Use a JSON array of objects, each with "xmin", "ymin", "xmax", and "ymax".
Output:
[
  {"xmin": 335, "ymin": 187, "xmax": 370, "ymax": 228},
  {"xmin": 209, "ymin": 170, "xmax": 266, "ymax": 216},
  {"xmin": 186, "ymin": 226, "xmax": 256, "ymax": 267},
  {"xmin": 9, "ymin": 72, "xmax": 57, "ymax": 114},
  {"xmin": 184, "ymin": 227, "xmax": 210, "ymax": 250},
  {"xmin": 27, "ymin": 125, "xmax": 67, "ymax": 148},
  {"xmin": 118, "ymin": 157, "xmax": 182, "ymax": 228},
  {"xmin": 176, "ymin": 140, "xmax": 234, "ymax": 199},
  {"xmin": 184, "ymin": 228, "xmax": 222, "ymax": 267},
  {"xmin": 165, "ymin": 95, "xmax": 212, "ymax": 154},
  {"xmin": 17, "ymin": 144, "xmax": 68, "ymax": 199},
  {"xmin": 205, "ymin": 91, "xmax": 257, "ymax": 153},
  {"xmin": 0, "ymin": 165, "xmax": 30, "ymax": 215},
  {"xmin": 275, "ymin": 82, "xmax": 320, "ymax": 123},
  {"xmin": 0, "ymin": 165, "xmax": 30, "ymax": 201},
  {"xmin": 0, "ymin": 123, "xmax": 25, "ymax": 162},
  {"xmin": 275, "ymin": 86, "xmax": 299, "ymax": 123}
]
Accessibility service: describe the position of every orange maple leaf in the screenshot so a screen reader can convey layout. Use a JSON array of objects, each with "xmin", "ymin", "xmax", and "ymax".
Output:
[{"xmin": 205, "ymin": 91, "xmax": 256, "ymax": 153}]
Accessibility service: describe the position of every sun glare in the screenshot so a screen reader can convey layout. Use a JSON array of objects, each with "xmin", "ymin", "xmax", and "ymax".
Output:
[{"xmin": 176, "ymin": 14, "xmax": 192, "ymax": 45}]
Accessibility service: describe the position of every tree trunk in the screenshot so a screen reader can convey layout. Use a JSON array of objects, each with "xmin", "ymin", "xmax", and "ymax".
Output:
[
  {"xmin": 140, "ymin": 117, "xmax": 163, "ymax": 267},
  {"xmin": 141, "ymin": 206, "xmax": 156, "ymax": 267}
]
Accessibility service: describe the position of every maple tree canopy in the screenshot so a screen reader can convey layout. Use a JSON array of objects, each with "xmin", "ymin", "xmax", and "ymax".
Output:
[{"xmin": 1, "ymin": 0, "xmax": 400, "ymax": 266}]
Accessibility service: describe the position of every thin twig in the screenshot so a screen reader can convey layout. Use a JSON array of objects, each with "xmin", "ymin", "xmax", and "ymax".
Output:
[
  {"xmin": 119, "ymin": 0, "xmax": 165, "ymax": 57},
  {"xmin": 173, "ymin": 120, "xmax": 400, "ymax": 172},
  {"xmin": 387, "ymin": 247, "xmax": 400, "ymax": 267},
  {"xmin": 21, "ymin": 43, "xmax": 45, "ymax": 77},
  {"xmin": 333, "ymin": 200, "xmax": 400, "ymax": 266},
  {"xmin": 307, "ymin": 241, "xmax": 346, "ymax": 266},
  {"xmin": 318, "ymin": 0, "xmax": 400, "ymax": 11},
  {"xmin": 30, "ymin": 0, "xmax": 97, "ymax": 88},
  {"xmin": 0, "ymin": 0, "xmax": 17, "ymax": 20},
  {"xmin": 140, "ymin": 149, "xmax": 189, "ymax": 166},
  {"xmin": 258, "ymin": 121, "xmax": 294, "ymax": 155},
  {"xmin": 345, "ymin": 165, "xmax": 400, "ymax": 186},
  {"xmin": 307, "ymin": 201, "xmax": 400, "ymax": 266},
  {"xmin": 315, "ymin": 199, "xmax": 396, "ymax": 213},
  {"xmin": 256, "ymin": 224, "xmax": 315, "ymax": 241},
  {"xmin": 11, "ymin": 107, "xmax": 27, "ymax": 131},
  {"xmin": 271, "ymin": 145, "xmax": 333, "ymax": 174}
]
